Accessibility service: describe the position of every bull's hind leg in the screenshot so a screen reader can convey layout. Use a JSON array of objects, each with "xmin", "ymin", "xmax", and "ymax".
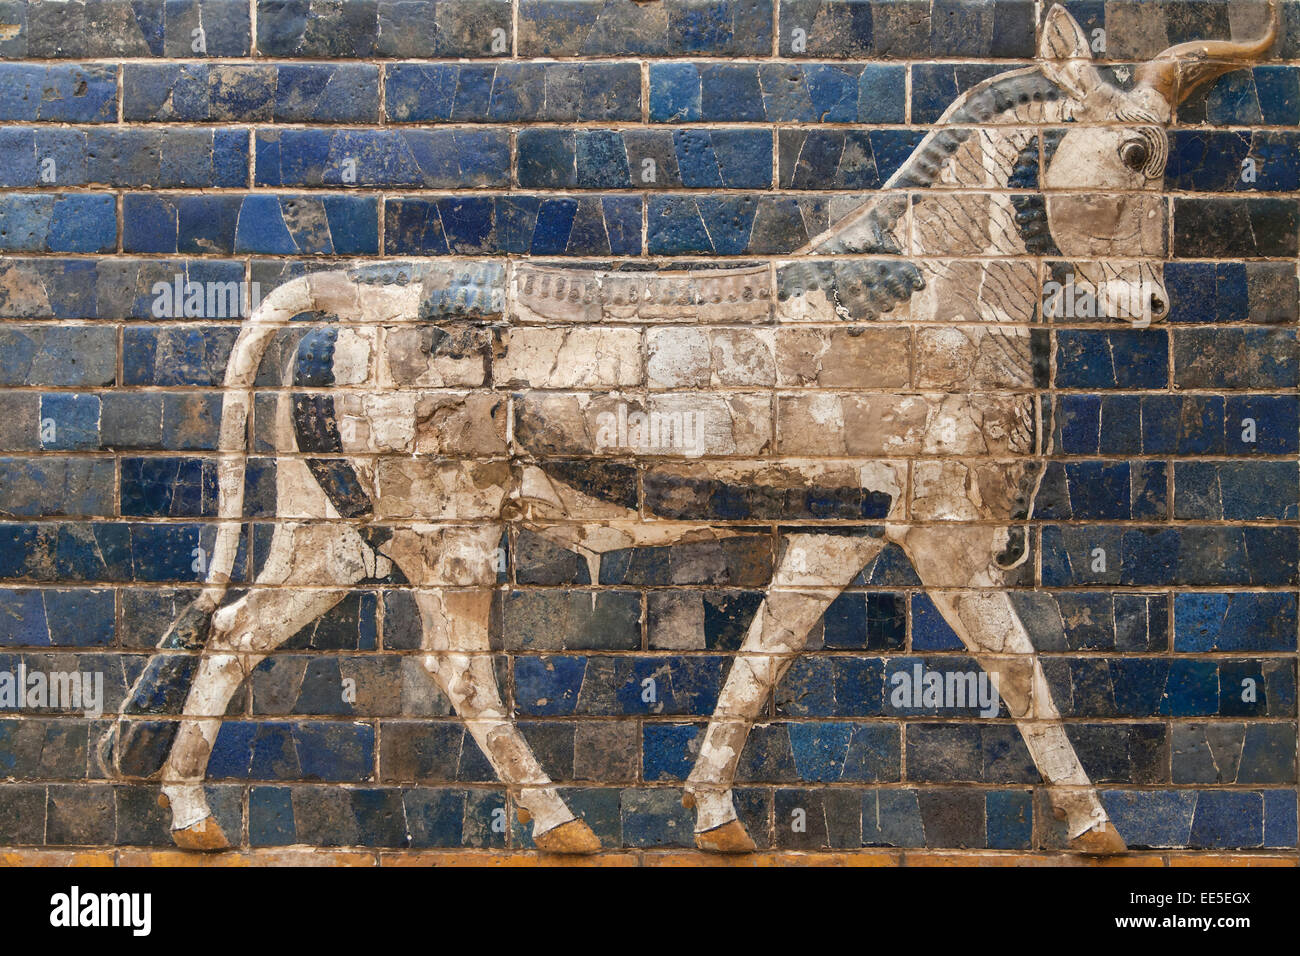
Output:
[
  {"xmin": 387, "ymin": 523, "xmax": 600, "ymax": 854},
  {"xmin": 161, "ymin": 521, "xmax": 369, "ymax": 849},
  {"xmin": 896, "ymin": 525, "xmax": 1127, "ymax": 854},
  {"xmin": 685, "ymin": 532, "xmax": 888, "ymax": 852}
]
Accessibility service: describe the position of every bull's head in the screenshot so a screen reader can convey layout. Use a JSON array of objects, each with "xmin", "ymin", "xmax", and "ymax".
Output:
[{"xmin": 1038, "ymin": 1, "xmax": 1278, "ymax": 325}]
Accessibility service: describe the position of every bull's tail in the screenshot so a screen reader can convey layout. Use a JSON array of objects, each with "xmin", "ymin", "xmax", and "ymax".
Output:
[{"xmin": 98, "ymin": 275, "xmax": 324, "ymax": 778}]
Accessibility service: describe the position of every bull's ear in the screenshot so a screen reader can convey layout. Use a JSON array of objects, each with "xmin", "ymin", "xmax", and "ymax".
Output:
[{"xmin": 1039, "ymin": 4, "xmax": 1102, "ymax": 100}]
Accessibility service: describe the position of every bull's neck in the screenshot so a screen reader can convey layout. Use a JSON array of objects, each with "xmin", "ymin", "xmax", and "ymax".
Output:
[{"xmin": 799, "ymin": 68, "xmax": 1067, "ymax": 260}]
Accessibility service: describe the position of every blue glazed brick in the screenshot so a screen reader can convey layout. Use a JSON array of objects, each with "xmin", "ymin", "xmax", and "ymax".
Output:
[
  {"xmin": 0, "ymin": 128, "xmax": 86, "ymax": 187},
  {"xmin": 910, "ymin": 62, "xmax": 1004, "ymax": 124},
  {"xmin": 1220, "ymin": 659, "xmax": 1296, "ymax": 719},
  {"xmin": 39, "ymin": 394, "xmax": 99, "ymax": 450},
  {"xmin": 1175, "ymin": 593, "xmax": 1298, "ymax": 652},
  {"xmin": 1166, "ymin": 130, "xmax": 1300, "ymax": 192},
  {"xmin": 123, "ymin": 63, "xmax": 379, "ymax": 122},
  {"xmin": 209, "ymin": 720, "xmax": 374, "ymax": 781},
  {"xmin": 275, "ymin": 64, "xmax": 381, "ymax": 122},
  {"xmin": 906, "ymin": 724, "xmax": 1035, "ymax": 781},
  {"xmin": 1181, "ymin": 65, "xmax": 1300, "ymax": 127},
  {"xmin": 1226, "ymin": 395, "xmax": 1299, "ymax": 455},
  {"xmin": 14, "ymin": 0, "xmax": 250, "ymax": 57},
  {"xmin": 385, "ymin": 195, "xmax": 641, "ymax": 256},
  {"xmin": 123, "ymin": 194, "xmax": 380, "ymax": 255},
  {"xmin": 121, "ymin": 457, "xmax": 218, "ymax": 517},
  {"xmin": 1238, "ymin": 725, "xmax": 1299, "ymax": 784},
  {"xmin": 649, "ymin": 196, "xmax": 830, "ymax": 254},
  {"xmin": 986, "ymin": 790, "xmax": 1032, "ymax": 849},
  {"xmin": 911, "ymin": 594, "xmax": 962, "ymax": 650},
  {"xmin": 788, "ymin": 722, "xmax": 899, "ymax": 782},
  {"xmin": 0, "ymin": 458, "xmax": 114, "ymax": 518},
  {"xmin": 1042, "ymin": 525, "xmax": 1298, "ymax": 587},
  {"xmin": 1055, "ymin": 330, "xmax": 1168, "ymax": 389},
  {"xmin": 517, "ymin": 128, "xmax": 772, "ymax": 189},
  {"xmin": 1036, "ymin": 461, "xmax": 1165, "ymax": 520},
  {"xmin": 650, "ymin": 62, "xmax": 907, "ymax": 123},
  {"xmin": 1174, "ymin": 461, "xmax": 1299, "ymax": 520},
  {"xmin": 777, "ymin": 656, "xmax": 886, "ymax": 716},
  {"xmin": 386, "ymin": 63, "xmax": 640, "ymax": 123},
  {"xmin": 1263, "ymin": 790, "xmax": 1298, "ymax": 848},
  {"xmin": 515, "ymin": 654, "xmax": 728, "ymax": 717},
  {"xmin": 1138, "ymin": 395, "xmax": 1224, "ymax": 455},
  {"xmin": 621, "ymin": 788, "xmax": 694, "ymax": 848},
  {"xmin": 0, "ymin": 65, "xmax": 117, "ymax": 122},
  {"xmin": 520, "ymin": 0, "xmax": 772, "ymax": 56},
  {"xmin": 0, "ymin": 588, "xmax": 114, "ymax": 646},
  {"xmin": 1173, "ymin": 197, "xmax": 1299, "ymax": 258},
  {"xmin": 1101, "ymin": 790, "xmax": 1196, "ymax": 848},
  {"xmin": 649, "ymin": 63, "xmax": 701, "ymax": 122},
  {"xmin": 28, "ymin": 128, "xmax": 249, "ymax": 188},
  {"xmin": 0, "ymin": 327, "xmax": 116, "ymax": 387},
  {"xmin": 642, "ymin": 723, "xmax": 697, "ymax": 781},
  {"xmin": 822, "ymin": 592, "xmax": 905, "ymax": 650},
  {"xmin": 123, "ymin": 327, "xmax": 239, "ymax": 386},
  {"xmin": 860, "ymin": 789, "xmax": 925, "ymax": 847},
  {"xmin": 257, "ymin": 0, "xmax": 511, "ymax": 58},
  {"xmin": 1189, "ymin": 790, "xmax": 1264, "ymax": 849},
  {"xmin": 1174, "ymin": 328, "xmax": 1297, "ymax": 389},
  {"xmin": 0, "ymin": 194, "xmax": 115, "ymax": 253},
  {"xmin": 256, "ymin": 128, "xmax": 509, "ymax": 188},
  {"xmin": 499, "ymin": 590, "xmax": 641, "ymax": 651},
  {"xmin": 779, "ymin": 129, "xmax": 921, "ymax": 188},
  {"xmin": 1162, "ymin": 261, "xmax": 1300, "ymax": 324}
]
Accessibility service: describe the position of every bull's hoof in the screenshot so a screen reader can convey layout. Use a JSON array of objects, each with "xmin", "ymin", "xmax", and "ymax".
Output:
[
  {"xmin": 695, "ymin": 820, "xmax": 757, "ymax": 854},
  {"xmin": 171, "ymin": 816, "xmax": 230, "ymax": 852},
  {"xmin": 1070, "ymin": 822, "xmax": 1127, "ymax": 855},
  {"xmin": 534, "ymin": 818, "xmax": 601, "ymax": 854}
]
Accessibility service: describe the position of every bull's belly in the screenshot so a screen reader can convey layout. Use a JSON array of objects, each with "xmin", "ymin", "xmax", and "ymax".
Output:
[{"xmin": 283, "ymin": 270, "xmax": 1046, "ymax": 526}]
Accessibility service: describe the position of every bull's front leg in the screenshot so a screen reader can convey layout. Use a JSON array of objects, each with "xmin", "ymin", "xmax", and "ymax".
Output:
[
  {"xmin": 685, "ymin": 532, "xmax": 887, "ymax": 852},
  {"xmin": 896, "ymin": 525, "xmax": 1128, "ymax": 854}
]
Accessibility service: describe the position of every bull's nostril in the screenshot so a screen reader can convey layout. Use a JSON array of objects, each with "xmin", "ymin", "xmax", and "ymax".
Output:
[{"xmin": 1150, "ymin": 295, "xmax": 1166, "ymax": 315}]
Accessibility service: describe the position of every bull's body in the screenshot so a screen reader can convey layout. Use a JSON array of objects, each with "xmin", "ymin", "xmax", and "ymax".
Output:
[{"xmin": 101, "ymin": 4, "xmax": 1277, "ymax": 854}]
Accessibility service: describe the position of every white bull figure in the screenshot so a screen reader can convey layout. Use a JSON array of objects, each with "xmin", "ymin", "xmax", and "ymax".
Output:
[{"xmin": 101, "ymin": 4, "xmax": 1277, "ymax": 854}]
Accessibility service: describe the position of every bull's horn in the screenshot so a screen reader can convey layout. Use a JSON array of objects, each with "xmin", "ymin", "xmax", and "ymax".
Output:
[{"xmin": 1134, "ymin": 0, "xmax": 1279, "ymax": 105}]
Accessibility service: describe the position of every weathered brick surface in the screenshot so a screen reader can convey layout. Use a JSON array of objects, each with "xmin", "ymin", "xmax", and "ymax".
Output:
[{"xmin": 0, "ymin": 0, "xmax": 1296, "ymax": 865}]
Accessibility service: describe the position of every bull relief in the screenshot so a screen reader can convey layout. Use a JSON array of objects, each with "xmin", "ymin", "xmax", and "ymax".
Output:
[{"xmin": 0, "ymin": 0, "xmax": 1293, "ymax": 866}]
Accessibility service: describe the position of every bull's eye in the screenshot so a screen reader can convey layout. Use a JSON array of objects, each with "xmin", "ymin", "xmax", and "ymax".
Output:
[{"xmin": 1119, "ymin": 139, "xmax": 1150, "ymax": 172}]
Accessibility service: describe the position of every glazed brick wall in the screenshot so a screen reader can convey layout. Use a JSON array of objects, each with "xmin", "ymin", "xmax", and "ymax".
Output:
[{"xmin": 0, "ymin": 0, "xmax": 1296, "ymax": 861}]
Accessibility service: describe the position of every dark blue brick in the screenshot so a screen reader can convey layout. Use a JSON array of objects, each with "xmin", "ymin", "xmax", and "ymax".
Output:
[
  {"xmin": 0, "ymin": 588, "xmax": 114, "ymax": 646},
  {"xmin": 1181, "ymin": 65, "xmax": 1300, "ymax": 127},
  {"xmin": 777, "ymin": 656, "xmax": 886, "ymax": 716},
  {"xmin": 386, "ymin": 63, "xmax": 640, "ymax": 123},
  {"xmin": 385, "ymin": 195, "xmax": 641, "ymax": 256},
  {"xmin": 123, "ymin": 327, "xmax": 240, "ymax": 387},
  {"xmin": 0, "ymin": 327, "xmax": 116, "ymax": 387},
  {"xmin": 1055, "ymin": 329, "xmax": 1169, "ymax": 389},
  {"xmin": 123, "ymin": 194, "xmax": 379, "ymax": 255},
  {"xmin": 0, "ymin": 194, "xmax": 115, "ymax": 253},
  {"xmin": 39, "ymin": 394, "xmax": 99, "ymax": 450},
  {"xmin": 1175, "ymin": 461, "xmax": 1299, "ymax": 520},
  {"xmin": 520, "ymin": 0, "xmax": 772, "ymax": 56},
  {"xmin": 1227, "ymin": 395, "xmax": 1298, "ymax": 455},
  {"xmin": 861, "ymin": 789, "xmax": 925, "ymax": 847},
  {"xmin": 0, "ymin": 457, "xmax": 114, "ymax": 517},
  {"xmin": 256, "ymin": 128, "xmax": 509, "ymax": 187},
  {"xmin": 0, "ymin": 65, "xmax": 117, "ymax": 122},
  {"xmin": 1173, "ymin": 197, "xmax": 1299, "ymax": 258},
  {"xmin": 910, "ymin": 62, "xmax": 1004, "ymax": 124},
  {"xmin": 1174, "ymin": 328, "xmax": 1297, "ymax": 389},
  {"xmin": 1175, "ymin": 593, "xmax": 1297, "ymax": 652}
]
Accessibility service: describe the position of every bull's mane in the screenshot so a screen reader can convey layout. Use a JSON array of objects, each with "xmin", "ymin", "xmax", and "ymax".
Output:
[{"xmin": 800, "ymin": 68, "xmax": 1070, "ymax": 257}]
